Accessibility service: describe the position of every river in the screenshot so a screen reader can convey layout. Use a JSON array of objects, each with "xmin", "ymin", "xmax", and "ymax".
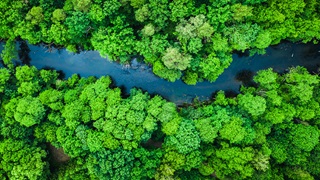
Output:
[{"xmin": 1, "ymin": 41, "xmax": 319, "ymax": 105}]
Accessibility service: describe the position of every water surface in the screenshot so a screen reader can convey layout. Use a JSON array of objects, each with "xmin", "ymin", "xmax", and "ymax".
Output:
[{"xmin": 1, "ymin": 42, "xmax": 319, "ymax": 104}]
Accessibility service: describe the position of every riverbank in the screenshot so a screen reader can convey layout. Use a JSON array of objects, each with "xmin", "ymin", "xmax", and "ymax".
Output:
[{"xmin": 1, "ymin": 41, "xmax": 319, "ymax": 105}]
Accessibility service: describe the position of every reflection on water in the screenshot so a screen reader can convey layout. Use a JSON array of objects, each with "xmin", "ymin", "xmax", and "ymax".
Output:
[
  {"xmin": 18, "ymin": 41, "xmax": 31, "ymax": 65},
  {"xmin": 0, "ymin": 41, "xmax": 319, "ymax": 105}
]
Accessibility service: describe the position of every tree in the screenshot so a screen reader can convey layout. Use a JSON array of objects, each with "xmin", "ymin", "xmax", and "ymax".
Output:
[
  {"xmin": 182, "ymin": 70, "xmax": 198, "ymax": 85},
  {"xmin": 103, "ymin": 0, "xmax": 122, "ymax": 17},
  {"xmin": 187, "ymin": 38, "xmax": 203, "ymax": 54},
  {"xmin": 17, "ymin": 81, "xmax": 41, "ymax": 97},
  {"xmin": 253, "ymin": 30, "xmax": 272, "ymax": 49},
  {"xmin": 12, "ymin": 96, "xmax": 46, "ymax": 127},
  {"xmin": 89, "ymin": 4, "xmax": 105, "ymax": 22},
  {"xmin": 135, "ymin": 34, "xmax": 169, "ymax": 64},
  {"xmin": 282, "ymin": 66, "xmax": 319, "ymax": 103},
  {"xmin": 253, "ymin": 68, "xmax": 279, "ymax": 90},
  {"xmin": 194, "ymin": 117, "xmax": 219, "ymax": 143},
  {"xmin": 199, "ymin": 54, "xmax": 232, "ymax": 82},
  {"xmin": 56, "ymin": 125, "xmax": 89, "ymax": 158},
  {"xmin": 135, "ymin": 5, "xmax": 150, "ymax": 22},
  {"xmin": 153, "ymin": 61, "xmax": 182, "ymax": 82},
  {"xmin": 86, "ymin": 130, "xmax": 104, "ymax": 152},
  {"xmin": 25, "ymin": 6, "xmax": 44, "ymax": 25},
  {"xmin": 0, "ymin": 68, "xmax": 11, "ymax": 93},
  {"xmin": 131, "ymin": 148, "xmax": 163, "ymax": 179},
  {"xmin": 15, "ymin": 65, "xmax": 38, "ymax": 82},
  {"xmin": 62, "ymin": 100, "xmax": 91, "ymax": 129},
  {"xmin": 219, "ymin": 116, "xmax": 250, "ymax": 144},
  {"xmin": 231, "ymin": 3, "xmax": 253, "ymax": 22},
  {"xmin": 141, "ymin": 23, "xmax": 155, "ymax": 37},
  {"xmin": 39, "ymin": 89, "xmax": 64, "ymax": 111},
  {"xmin": 146, "ymin": 0, "xmax": 170, "ymax": 28},
  {"xmin": 72, "ymin": 0, "xmax": 92, "ymax": 12},
  {"xmin": 48, "ymin": 23, "xmax": 68, "ymax": 45},
  {"xmin": 224, "ymin": 23, "xmax": 261, "ymax": 52},
  {"xmin": 53, "ymin": 157, "xmax": 89, "ymax": 179},
  {"xmin": 39, "ymin": 69, "xmax": 59, "ymax": 85},
  {"xmin": 290, "ymin": 124, "xmax": 319, "ymax": 152},
  {"xmin": 238, "ymin": 93, "xmax": 266, "ymax": 117},
  {"xmin": 86, "ymin": 148, "xmax": 135, "ymax": 179},
  {"xmin": 0, "ymin": 139, "xmax": 49, "ymax": 180},
  {"xmin": 129, "ymin": 0, "xmax": 145, "ymax": 8},
  {"xmin": 162, "ymin": 47, "xmax": 191, "ymax": 71},
  {"xmin": 156, "ymin": 149, "xmax": 203, "ymax": 179},
  {"xmin": 164, "ymin": 119, "xmax": 200, "ymax": 155},
  {"xmin": 169, "ymin": 0, "xmax": 195, "ymax": 22},
  {"xmin": 65, "ymin": 11, "xmax": 90, "ymax": 44},
  {"xmin": 91, "ymin": 27, "xmax": 136, "ymax": 62},
  {"xmin": 1, "ymin": 39, "xmax": 17, "ymax": 68},
  {"xmin": 209, "ymin": 143, "xmax": 256, "ymax": 179},
  {"xmin": 51, "ymin": 9, "xmax": 66, "ymax": 22}
]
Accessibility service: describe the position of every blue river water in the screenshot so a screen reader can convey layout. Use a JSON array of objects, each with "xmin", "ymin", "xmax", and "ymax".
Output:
[{"xmin": 1, "ymin": 42, "xmax": 319, "ymax": 104}]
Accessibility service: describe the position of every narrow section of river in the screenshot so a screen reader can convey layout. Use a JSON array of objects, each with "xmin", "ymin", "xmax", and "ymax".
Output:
[{"xmin": 1, "ymin": 42, "xmax": 319, "ymax": 104}]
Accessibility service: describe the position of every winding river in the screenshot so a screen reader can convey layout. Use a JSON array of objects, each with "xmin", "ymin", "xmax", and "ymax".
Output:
[{"xmin": 1, "ymin": 41, "xmax": 320, "ymax": 104}]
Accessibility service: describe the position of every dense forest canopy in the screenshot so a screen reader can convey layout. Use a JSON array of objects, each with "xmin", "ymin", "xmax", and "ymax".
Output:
[
  {"xmin": 1, "ymin": 1, "xmax": 320, "ymax": 179},
  {"xmin": 0, "ymin": 0, "xmax": 319, "ymax": 84},
  {"xmin": 0, "ymin": 65, "xmax": 319, "ymax": 179}
]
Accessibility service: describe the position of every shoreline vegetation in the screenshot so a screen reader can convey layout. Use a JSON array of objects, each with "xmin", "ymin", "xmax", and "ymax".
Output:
[
  {"xmin": 1, "ymin": 0, "xmax": 320, "ymax": 84},
  {"xmin": 0, "ymin": 65, "xmax": 319, "ymax": 179},
  {"xmin": 0, "ymin": 0, "xmax": 320, "ymax": 179}
]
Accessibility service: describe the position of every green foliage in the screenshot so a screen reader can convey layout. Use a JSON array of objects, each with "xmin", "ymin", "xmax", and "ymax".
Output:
[
  {"xmin": 26, "ymin": 6, "xmax": 44, "ymax": 25},
  {"xmin": 182, "ymin": 70, "xmax": 198, "ymax": 85},
  {"xmin": 72, "ymin": 0, "xmax": 92, "ymax": 12},
  {"xmin": 12, "ymin": 96, "xmax": 45, "ymax": 127},
  {"xmin": 231, "ymin": 3, "xmax": 253, "ymax": 22},
  {"xmin": 290, "ymin": 124, "xmax": 319, "ymax": 152},
  {"xmin": 91, "ymin": 27, "xmax": 136, "ymax": 62},
  {"xmin": 224, "ymin": 23, "xmax": 261, "ymax": 52},
  {"xmin": 219, "ymin": 116, "xmax": 249, "ymax": 144},
  {"xmin": 1, "ymin": 0, "xmax": 320, "ymax": 173},
  {"xmin": 65, "ymin": 11, "xmax": 90, "ymax": 44},
  {"xmin": 141, "ymin": 23, "xmax": 155, "ymax": 37},
  {"xmin": 1, "ymin": 39, "xmax": 17, "ymax": 68},
  {"xmin": 135, "ymin": 5, "xmax": 149, "ymax": 22},
  {"xmin": 254, "ymin": 68, "xmax": 279, "ymax": 90},
  {"xmin": 86, "ymin": 148, "xmax": 135, "ymax": 179},
  {"xmin": 164, "ymin": 119, "xmax": 200, "ymax": 154},
  {"xmin": 62, "ymin": 100, "xmax": 91, "ymax": 129},
  {"xmin": 55, "ymin": 158, "xmax": 90, "ymax": 179},
  {"xmin": 211, "ymin": 143, "xmax": 256, "ymax": 179},
  {"xmin": 132, "ymin": 148, "xmax": 163, "ymax": 179},
  {"xmin": 0, "ymin": 68, "xmax": 11, "ymax": 93},
  {"xmin": 0, "ymin": 64, "xmax": 319, "ymax": 178},
  {"xmin": 0, "ymin": 139, "xmax": 48, "ymax": 180},
  {"xmin": 199, "ymin": 54, "xmax": 232, "ymax": 82},
  {"xmin": 238, "ymin": 93, "xmax": 267, "ymax": 117},
  {"xmin": 0, "ymin": 0, "xmax": 319, "ymax": 83},
  {"xmin": 15, "ymin": 65, "xmax": 38, "ymax": 82},
  {"xmin": 153, "ymin": 61, "xmax": 182, "ymax": 82},
  {"xmin": 51, "ymin": 9, "xmax": 66, "ymax": 22},
  {"xmin": 162, "ymin": 47, "xmax": 191, "ymax": 71}
]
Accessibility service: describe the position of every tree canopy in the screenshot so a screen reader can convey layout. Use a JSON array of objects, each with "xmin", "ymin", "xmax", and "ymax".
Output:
[
  {"xmin": 0, "ymin": 65, "xmax": 318, "ymax": 179},
  {"xmin": 0, "ymin": 0, "xmax": 319, "ymax": 84}
]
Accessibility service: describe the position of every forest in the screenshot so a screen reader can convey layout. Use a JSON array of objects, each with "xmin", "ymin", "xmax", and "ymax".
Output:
[
  {"xmin": 0, "ymin": 0, "xmax": 320, "ymax": 84},
  {"xmin": 0, "ymin": 65, "xmax": 319, "ymax": 179},
  {"xmin": 0, "ymin": 0, "xmax": 320, "ymax": 180}
]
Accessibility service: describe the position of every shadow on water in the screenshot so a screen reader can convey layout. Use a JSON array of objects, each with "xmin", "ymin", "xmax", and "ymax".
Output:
[
  {"xmin": 0, "ymin": 41, "xmax": 319, "ymax": 105},
  {"xmin": 235, "ymin": 70, "xmax": 257, "ymax": 87},
  {"xmin": 224, "ymin": 90, "xmax": 239, "ymax": 98},
  {"xmin": 18, "ymin": 41, "xmax": 31, "ymax": 65}
]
